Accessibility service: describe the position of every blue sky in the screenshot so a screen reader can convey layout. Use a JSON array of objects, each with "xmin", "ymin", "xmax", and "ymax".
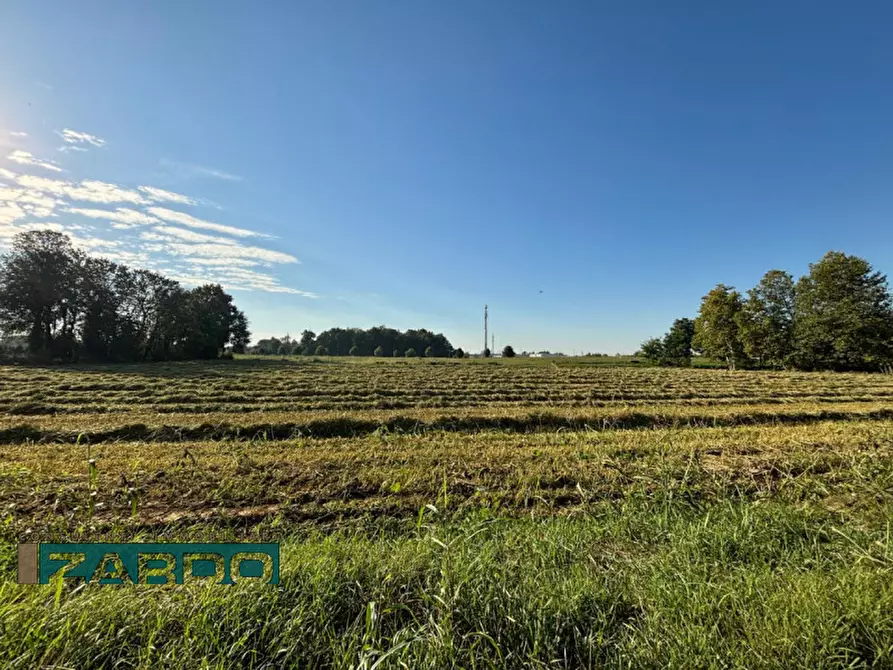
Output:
[{"xmin": 2, "ymin": 1, "xmax": 892, "ymax": 354}]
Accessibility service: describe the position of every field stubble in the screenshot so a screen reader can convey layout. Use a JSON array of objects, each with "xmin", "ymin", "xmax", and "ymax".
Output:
[{"xmin": 2, "ymin": 358, "xmax": 893, "ymax": 668}]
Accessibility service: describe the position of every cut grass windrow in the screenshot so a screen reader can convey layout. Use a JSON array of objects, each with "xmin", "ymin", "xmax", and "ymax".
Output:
[{"xmin": 1, "ymin": 402, "xmax": 893, "ymax": 444}]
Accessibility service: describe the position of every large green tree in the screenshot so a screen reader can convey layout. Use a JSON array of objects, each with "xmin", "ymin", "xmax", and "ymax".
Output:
[
  {"xmin": 79, "ymin": 257, "xmax": 124, "ymax": 361},
  {"xmin": 693, "ymin": 284, "xmax": 746, "ymax": 370},
  {"xmin": 180, "ymin": 284, "xmax": 249, "ymax": 360},
  {"xmin": 737, "ymin": 270, "xmax": 796, "ymax": 369},
  {"xmin": 792, "ymin": 252, "xmax": 893, "ymax": 371},
  {"xmin": 0, "ymin": 230, "xmax": 83, "ymax": 360},
  {"xmin": 662, "ymin": 318, "xmax": 695, "ymax": 366}
]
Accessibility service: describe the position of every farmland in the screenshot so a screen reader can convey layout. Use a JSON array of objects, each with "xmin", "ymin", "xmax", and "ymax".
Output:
[{"xmin": 3, "ymin": 357, "xmax": 893, "ymax": 668}]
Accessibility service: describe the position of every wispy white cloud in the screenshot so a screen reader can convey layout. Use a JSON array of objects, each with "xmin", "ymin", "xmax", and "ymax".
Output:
[
  {"xmin": 138, "ymin": 232, "xmax": 166, "ymax": 242},
  {"xmin": 150, "ymin": 225, "xmax": 239, "ymax": 245},
  {"xmin": 70, "ymin": 180, "xmax": 147, "ymax": 204},
  {"xmin": 182, "ymin": 256, "xmax": 260, "ymax": 268},
  {"xmin": 0, "ymin": 186, "xmax": 63, "ymax": 219},
  {"xmin": 57, "ymin": 128, "xmax": 106, "ymax": 148},
  {"xmin": 0, "ymin": 139, "xmax": 308, "ymax": 296},
  {"xmin": 207, "ymin": 266, "xmax": 317, "ymax": 297},
  {"xmin": 68, "ymin": 206, "xmax": 159, "ymax": 225},
  {"xmin": 263, "ymin": 287, "xmax": 318, "ymax": 297},
  {"xmin": 19, "ymin": 197, "xmax": 59, "ymax": 218},
  {"xmin": 167, "ymin": 263, "xmax": 315, "ymax": 297},
  {"xmin": 159, "ymin": 158, "xmax": 242, "ymax": 182},
  {"xmin": 165, "ymin": 241, "xmax": 298, "ymax": 264},
  {"xmin": 9, "ymin": 132, "xmax": 28, "ymax": 138},
  {"xmin": 14, "ymin": 175, "xmax": 72, "ymax": 198},
  {"xmin": 16, "ymin": 175, "xmax": 148, "ymax": 205},
  {"xmin": 146, "ymin": 206, "xmax": 266, "ymax": 238},
  {"xmin": 0, "ymin": 202, "xmax": 27, "ymax": 225},
  {"xmin": 20, "ymin": 222, "xmax": 64, "ymax": 233},
  {"xmin": 138, "ymin": 186, "xmax": 197, "ymax": 206},
  {"xmin": 71, "ymin": 235, "xmax": 120, "ymax": 250},
  {"xmin": 67, "ymin": 237, "xmax": 159, "ymax": 266},
  {"xmin": 7, "ymin": 150, "xmax": 63, "ymax": 173},
  {"xmin": 91, "ymin": 248, "xmax": 154, "ymax": 266},
  {"xmin": 168, "ymin": 271, "xmax": 238, "ymax": 287},
  {"xmin": 0, "ymin": 221, "xmax": 66, "ymax": 240}
]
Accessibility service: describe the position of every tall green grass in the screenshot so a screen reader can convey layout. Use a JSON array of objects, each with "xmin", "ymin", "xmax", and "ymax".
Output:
[{"xmin": 2, "ymin": 498, "xmax": 892, "ymax": 668}]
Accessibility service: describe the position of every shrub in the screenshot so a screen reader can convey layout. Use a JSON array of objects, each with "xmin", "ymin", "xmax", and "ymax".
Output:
[
  {"xmin": 424, "ymin": 346, "xmax": 435, "ymax": 357},
  {"xmin": 349, "ymin": 345, "xmax": 359, "ymax": 356},
  {"xmin": 502, "ymin": 345, "xmax": 516, "ymax": 358},
  {"xmin": 405, "ymin": 348, "xmax": 418, "ymax": 358},
  {"xmin": 393, "ymin": 349, "xmax": 401, "ymax": 358},
  {"xmin": 315, "ymin": 345, "xmax": 328, "ymax": 356},
  {"xmin": 374, "ymin": 346, "xmax": 384, "ymax": 357}
]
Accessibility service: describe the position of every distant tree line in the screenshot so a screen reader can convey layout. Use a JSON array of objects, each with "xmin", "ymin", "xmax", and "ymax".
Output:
[
  {"xmin": 0, "ymin": 230, "xmax": 250, "ymax": 362},
  {"xmin": 251, "ymin": 326, "xmax": 456, "ymax": 358},
  {"xmin": 640, "ymin": 251, "xmax": 893, "ymax": 372}
]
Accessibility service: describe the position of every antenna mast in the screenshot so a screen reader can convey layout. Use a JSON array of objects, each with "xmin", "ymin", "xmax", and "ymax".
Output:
[{"xmin": 483, "ymin": 305, "xmax": 488, "ymax": 355}]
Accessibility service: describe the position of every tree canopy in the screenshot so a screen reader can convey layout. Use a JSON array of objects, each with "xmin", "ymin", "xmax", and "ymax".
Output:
[
  {"xmin": 692, "ymin": 285, "xmax": 747, "ymax": 370},
  {"xmin": 738, "ymin": 270, "xmax": 795, "ymax": 369},
  {"xmin": 792, "ymin": 252, "xmax": 893, "ymax": 371},
  {"xmin": 0, "ymin": 230, "xmax": 249, "ymax": 362},
  {"xmin": 250, "ymin": 326, "xmax": 455, "ymax": 358},
  {"xmin": 643, "ymin": 250, "xmax": 893, "ymax": 372}
]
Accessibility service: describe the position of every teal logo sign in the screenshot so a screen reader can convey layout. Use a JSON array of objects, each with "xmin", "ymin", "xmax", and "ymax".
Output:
[{"xmin": 17, "ymin": 543, "xmax": 279, "ymax": 585}]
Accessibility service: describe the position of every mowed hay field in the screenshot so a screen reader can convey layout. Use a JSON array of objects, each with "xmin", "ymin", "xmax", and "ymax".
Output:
[{"xmin": 3, "ymin": 358, "xmax": 893, "ymax": 668}]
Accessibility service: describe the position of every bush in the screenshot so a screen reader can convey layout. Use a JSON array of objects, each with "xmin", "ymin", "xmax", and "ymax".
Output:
[
  {"xmin": 483, "ymin": 348, "xmax": 491, "ymax": 358},
  {"xmin": 405, "ymin": 348, "xmax": 418, "ymax": 358},
  {"xmin": 455, "ymin": 348, "xmax": 465, "ymax": 359},
  {"xmin": 502, "ymin": 345, "xmax": 516, "ymax": 358},
  {"xmin": 424, "ymin": 346, "xmax": 435, "ymax": 357},
  {"xmin": 219, "ymin": 351, "xmax": 234, "ymax": 360},
  {"xmin": 349, "ymin": 345, "xmax": 359, "ymax": 356},
  {"xmin": 393, "ymin": 349, "xmax": 401, "ymax": 358},
  {"xmin": 373, "ymin": 346, "xmax": 384, "ymax": 357},
  {"xmin": 315, "ymin": 345, "xmax": 328, "ymax": 356}
]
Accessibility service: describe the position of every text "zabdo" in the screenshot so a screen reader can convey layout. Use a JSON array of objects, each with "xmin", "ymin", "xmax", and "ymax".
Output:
[{"xmin": 17, "ymin": 543, "xmax": 280, "ymax": 585}]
